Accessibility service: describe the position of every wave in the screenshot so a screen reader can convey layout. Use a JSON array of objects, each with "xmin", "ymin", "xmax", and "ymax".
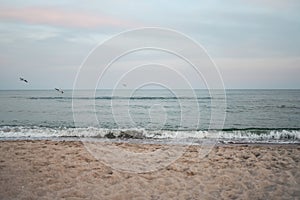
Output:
[
  {"xmin": 27, "ymin": 96, "xmax": 212, "ymax": 100},
  {"xmin": 277, "ymin": 105, "xmax": 300, "ymax": 109},
  {"xmin": 0, "ymin": 126, "xmax": 299, "ymax": 143}
]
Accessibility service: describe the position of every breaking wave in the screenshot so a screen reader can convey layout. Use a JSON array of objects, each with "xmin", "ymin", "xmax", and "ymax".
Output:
[{"xmin": 0, "ymin": 126, "xmax": 299, "ymax": 143}]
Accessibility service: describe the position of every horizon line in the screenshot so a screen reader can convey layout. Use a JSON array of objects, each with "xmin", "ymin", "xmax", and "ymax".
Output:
[{"xmin": 0, "ymin": 88, "xmax": 300, "ymax": 91}]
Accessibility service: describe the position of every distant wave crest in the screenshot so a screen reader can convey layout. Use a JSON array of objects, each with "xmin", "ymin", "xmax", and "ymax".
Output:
[{"xmin": 27, "ymin": 96, "xmax": 212, "ymax": 100}]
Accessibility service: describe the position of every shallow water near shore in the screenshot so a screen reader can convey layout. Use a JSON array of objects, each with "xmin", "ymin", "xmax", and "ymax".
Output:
[{"xmin": 0, "ymin": 89, "xmax": 299, "ymax": 144}]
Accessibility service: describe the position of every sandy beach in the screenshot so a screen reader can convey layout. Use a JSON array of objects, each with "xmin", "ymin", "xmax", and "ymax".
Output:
[{"xmin": 0, "ymin": 140, "xmax": 299, "ymax": 200}]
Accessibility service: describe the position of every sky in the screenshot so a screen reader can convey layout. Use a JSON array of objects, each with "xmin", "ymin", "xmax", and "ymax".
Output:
[{"xmin": 0, "ymin": 0, "xmax": 299, "ymax": 89}]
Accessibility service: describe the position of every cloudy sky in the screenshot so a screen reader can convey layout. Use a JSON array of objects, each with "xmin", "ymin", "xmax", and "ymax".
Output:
[{"xmin": 0, "ymin": 0, "xmax": 299, "ymax": 89}]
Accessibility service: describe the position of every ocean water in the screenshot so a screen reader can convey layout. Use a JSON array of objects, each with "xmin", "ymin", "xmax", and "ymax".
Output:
[{"xmin": 0, "ymin": 89, "xmax": 299, "ymax": 144}]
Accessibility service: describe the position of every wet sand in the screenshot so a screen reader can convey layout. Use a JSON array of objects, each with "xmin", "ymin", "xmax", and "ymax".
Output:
[{"xmin": 0, "ymin": 140, "xmax": 299, "ymax": 199}]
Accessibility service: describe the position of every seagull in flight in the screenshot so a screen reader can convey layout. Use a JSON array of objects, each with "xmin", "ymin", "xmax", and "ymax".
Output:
[
  {"xmin": 55, "ymin": 88, "xmax": 64, "ymax": 94},
  {"xmin": 19, "ymin": 77, "xmax": 28, "ymax": 83},
  {"xmin": 122, "ymin": 83, "xmax": 127, "ymax": 87}
]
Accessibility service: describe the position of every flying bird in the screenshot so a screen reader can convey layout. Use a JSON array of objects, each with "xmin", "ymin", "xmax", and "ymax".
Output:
[
  {"xmin": 55, "ymin": 88, "xmax": 64, "ymax": 94},
  {"xmin": 19, "ymin": 77, "xmax": 28, "ymax": 83},
  {"xmin": 122, "ymin": 83, "xmax": 127, "ymax": 87}
]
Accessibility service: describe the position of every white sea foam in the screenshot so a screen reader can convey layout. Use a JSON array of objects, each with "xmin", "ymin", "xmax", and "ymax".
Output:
[{"xmin": 0, "ymin": 126, "xmax": 299, "ymax": 143}]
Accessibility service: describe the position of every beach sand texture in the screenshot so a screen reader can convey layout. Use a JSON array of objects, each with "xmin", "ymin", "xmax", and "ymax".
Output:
[{"xmin": 0, "ymin": 140, "xmax": 299, "ymax": 199}]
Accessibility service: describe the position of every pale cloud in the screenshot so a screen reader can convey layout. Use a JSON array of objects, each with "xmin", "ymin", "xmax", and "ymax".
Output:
[
  {"xmin": 242, "ymin": 0, "xmax": 300, "ymax": 9},
  {"xmin": 0, "ymin": 6, "xmax": 139, "ymax": 29},
  {"xmin": 215, "ymin": 57, "xmax": 300, "ymax": 89},
  {"xmin": 0, "ymin": 0, "xmax": 299, "ymax": 89},
  {"xmin": 0, "ymin": 22, "xmax": 62, "ymax": 43},
  {"xmin": 65, "ymin": 33, "xmax": 111, "ymax": 45}
]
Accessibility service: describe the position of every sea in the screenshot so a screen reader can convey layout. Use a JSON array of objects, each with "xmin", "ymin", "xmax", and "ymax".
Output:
[{"xmin": 0, "ymin": 89, "xmax": 299, "ymax": 144}]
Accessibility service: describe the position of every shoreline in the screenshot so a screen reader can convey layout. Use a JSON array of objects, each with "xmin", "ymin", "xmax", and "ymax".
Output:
[
  {"xmin": 1, "ymin": 140, "xmax": 299, "ymax": 199},
  {"xmin": 0, "ymin": 137, "xmax": 299, "ymax": 146}
]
